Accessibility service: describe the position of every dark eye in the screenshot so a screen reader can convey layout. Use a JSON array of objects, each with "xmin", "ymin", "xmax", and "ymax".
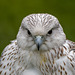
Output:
[
  {"xmin": 48, "ymin": 30, "xmax": 52, "ymax": 34},
  {"xmin": 27, "ymin": 30, "xmax": 31, "ymax": 35}
]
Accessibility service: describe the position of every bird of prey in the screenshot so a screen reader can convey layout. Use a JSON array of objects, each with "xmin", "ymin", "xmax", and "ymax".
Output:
[{"xmin": 0, "ymin": 13, "xmax": 75, "ymax": 75}]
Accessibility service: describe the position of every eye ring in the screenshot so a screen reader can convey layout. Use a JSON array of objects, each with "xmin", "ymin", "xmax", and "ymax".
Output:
[{"xmin": 48, "ymin": 30, "xmax": 52, "ymax": 34}]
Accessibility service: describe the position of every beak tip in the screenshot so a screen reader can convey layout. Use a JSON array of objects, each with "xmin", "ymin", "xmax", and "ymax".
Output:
[{"xmin": 37, "ymin": 44, "xmax": 40, "ymax": 51}]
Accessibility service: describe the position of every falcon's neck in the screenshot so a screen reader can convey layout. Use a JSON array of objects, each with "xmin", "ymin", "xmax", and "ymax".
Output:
[{"xmin": 18, "ymin": 40, "xmax": 72, "ymax": 72}]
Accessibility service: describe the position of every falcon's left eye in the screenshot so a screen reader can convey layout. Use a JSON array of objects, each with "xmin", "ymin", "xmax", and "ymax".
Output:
[
  {"xmin": 48, "ymin": 30, "xmax": 52, "ymax": 34},
  {"xmin": 27, "ymin": 30, "xmax": 31, "ymax": 35}
]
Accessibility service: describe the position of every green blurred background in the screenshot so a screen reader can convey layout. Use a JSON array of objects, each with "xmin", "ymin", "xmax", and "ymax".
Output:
[{"xmin": 0, "ymin": 0, "xmax": 75, "ymax": 55}]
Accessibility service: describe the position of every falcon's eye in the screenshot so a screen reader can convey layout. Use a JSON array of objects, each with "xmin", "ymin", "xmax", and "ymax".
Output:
[
  {"xmin": 27, "ymin": 30, "xmax": 31, "ymax": 35},
  {"xmin": 48, "ymin": 30, "xmax": 52, "ymax": 34}
]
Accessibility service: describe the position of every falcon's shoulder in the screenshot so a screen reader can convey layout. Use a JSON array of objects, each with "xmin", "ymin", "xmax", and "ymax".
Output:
[
  {"xmin": 62, "ymin": 40, "xmax": 75, "ymax": 62},
  {"xmin": 66, "ymin": 40, "xmax": 75, "ymax": 73},
  {"xmin": 66, "ymin": 40, "xmax": 75, "ymax": 50},
  {"xmin": 1, "ymin": 40, "xmax": 18, "ymax": 59},
  {"xmin": 66, "ymin": 40, "xmax": 75, "ymax": 62},
  {"xmin": 0, "ymin": 40, "xmax": 18, "ymax": 75},
  {"xmin": 54, "ymin": 40, "xmax": 75, "ymax": 75},
  {"xmin": 66, "ymin": 40, "xmax": 75, "ymax": 64}
]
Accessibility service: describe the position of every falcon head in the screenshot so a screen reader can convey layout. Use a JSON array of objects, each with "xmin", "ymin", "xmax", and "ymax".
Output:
[{"xmin": 17, "ymin": 14, "xmax": 66, "ymax": 51}]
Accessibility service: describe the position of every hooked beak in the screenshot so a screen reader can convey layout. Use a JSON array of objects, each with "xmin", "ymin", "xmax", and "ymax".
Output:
[{"xmin": 35, "ymin": 36, "xmax": 44, "ymax": 51}]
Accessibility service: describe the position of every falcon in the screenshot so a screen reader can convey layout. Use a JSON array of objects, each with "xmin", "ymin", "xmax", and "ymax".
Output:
[{"xmin": 0, "ymin": 14, "xmax": 75, "ymax": 75}]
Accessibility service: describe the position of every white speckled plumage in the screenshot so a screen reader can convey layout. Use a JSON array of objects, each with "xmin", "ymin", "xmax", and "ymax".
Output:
[{"xmin": 0, "ymin": 13, "xmax": 75, "ymax": 75}]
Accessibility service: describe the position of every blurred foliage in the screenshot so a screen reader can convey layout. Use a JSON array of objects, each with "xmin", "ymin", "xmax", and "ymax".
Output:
[{"xmin": 0, "ymin": 0, "xmax": 75, "ymax": 55}]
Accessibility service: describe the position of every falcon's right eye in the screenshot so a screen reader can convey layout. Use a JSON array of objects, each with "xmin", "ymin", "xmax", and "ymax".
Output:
[{"xmin": 27, "ymin": 30, "xmax": 31, "ymax": 35}]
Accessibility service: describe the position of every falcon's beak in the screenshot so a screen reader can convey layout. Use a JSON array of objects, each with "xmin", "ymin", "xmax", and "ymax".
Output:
[{"xmin": 35, "ymin": 36, "xmax": 43, "ymax": 51}]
